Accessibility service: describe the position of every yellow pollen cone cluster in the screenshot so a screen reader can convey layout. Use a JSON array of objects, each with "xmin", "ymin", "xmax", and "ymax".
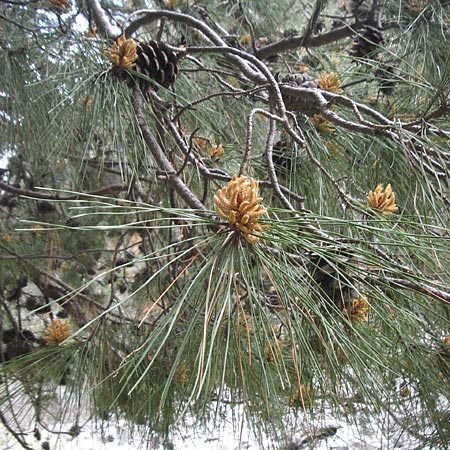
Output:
[
  {"xmin": 311, "ymin": 113, "xmax": 335, "ymax": 133},
  {"xmin": 44, "ymin": 319, "xmax": 71, "ymax": 345},
  {"xmin": 209, "ymin": 143, "xmax": 224, "ymax": 159},
  {"xmin": 265, "ymin": 339, "xmax": 284, "ymax": 363},
  {"xmin": 367, "ymin": 183, "xmax": 398, "ymax": 215},
  {"xmin": 443, "ymin": 334, "xmax": 450, "ymax": 348},
  {"xmin": 49, "ymin": 0, "xmax": 70, "ymax": 11},
  {"xmin": 346, "ymin": 295, "xmax": 370, "ymax": 324},
  {"xmin": 319, "ymin": 71, "xmax": 343, "ymax": 94},
  {"xmin": 194, "ymin": 137, "xmax": 208, "ymax": 150},
  {"xmin": 311, "ymin": 72, "xmax": 342, "ymax": 132},
  {"xmin": 239, "ymin": 34, "xmax": 252, "ymax": 46},
  {"xmin": 174, "ymin": 361, "xmax": 189, "ymax": 384},
  {"xmin": 214, "ymin": 175, "xmax": 268, "ymax": 244},
  {"xmin": 104, "ymin": 35, "xmax": 138, "ymax": 69}
]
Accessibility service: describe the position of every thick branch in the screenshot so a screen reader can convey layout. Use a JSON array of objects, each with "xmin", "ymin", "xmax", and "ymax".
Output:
[
  {"xmin": 132, "ymin": 89, "xmax": 206, "ymax": 211},
  {"xmin": 255, "ymin": 24, "xmax": 361, "ymax": 60},
  {"xmin": 86, "ymin": 0, "xmax": 116, "ymax": 38},
  {"xmin": 385, "ymin": 277, "xmax": 450, "ymax": 305},
  {"xmin": 264, "ymin": 107, "xmax": 295, "ymax": 211}
]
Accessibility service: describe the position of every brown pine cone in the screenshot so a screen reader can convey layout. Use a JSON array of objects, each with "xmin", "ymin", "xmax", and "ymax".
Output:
[
  {"xmin": 121, "ymin": 40, "xmax": 179, "ymax": 91},
  {"xmin": 350, "ymin": 25, "xmax": 384, "ymax": 61}
]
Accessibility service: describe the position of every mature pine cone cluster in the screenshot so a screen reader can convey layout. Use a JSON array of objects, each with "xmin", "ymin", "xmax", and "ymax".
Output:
[
  {"xmin": 114, "ymin": 39, "xmax": 179, "ymax": 91},
  {"xmin": 281, "ymin": 73, "xmax": 319, "ymax": 89},
  {"xmin": 309, "ymin": 250, "xmax": 358, "ymax": 311},
  {"xmin": 348, "ymin": 0, "xmax": 369, "ymax": 21},
  {"xmin": 136, "ymin": 41, "xmax": 179, "ymax": 89},
  {"xmin": 348, "ymin": 16, "xmax": 398, "ymax": 95},
  {"xmin": 374, "ymin": 61, "xmax": 397, "ymax": 96},
  {"xmin": 350, "ymin": 25, "xmax": 384, "ymax": 60},
  {"xmin": 1, "ymin": 328, "xmax": 40, "ymax": 361},
  {"xmin": 280, "ymin": 73, "xmax": 320, "ymax": 114},
  {"xmin": 272, "ymin": 140, "xmax": 293, "ymax": 174}
]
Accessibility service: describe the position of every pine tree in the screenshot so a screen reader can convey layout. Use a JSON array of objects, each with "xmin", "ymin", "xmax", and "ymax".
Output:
[{"xmin": 1, "ymin": 0, "xmax": 450, "ymax": 448}]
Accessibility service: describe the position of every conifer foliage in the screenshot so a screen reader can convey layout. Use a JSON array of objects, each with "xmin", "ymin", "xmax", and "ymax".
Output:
[{"xmin": 0, "ymin": 0, "xmax": 450, "ymax": 448}]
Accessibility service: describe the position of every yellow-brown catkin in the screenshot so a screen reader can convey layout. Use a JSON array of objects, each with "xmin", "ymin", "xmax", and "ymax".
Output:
[
  {"xmin": 265, "ymin": 339, "xmax": 284, "ymax": 363},
  {"xmin": 399, "ymin": 386, "xmax": 410, "ymax": 398},
  {"xmin": 239, "ymin": 34, "xmax": 252, "ymax": 46},
  {"xmin": 214, "ymin": 175, "xmax": 268, "ymax": 244},
  {"xmin": 166, "ymin": 0, "xmax": 178, "ymax": 9},
  {"xmin": 318, "ymin": 72, "xmax": 343, "ymax": 94},
  {"xmin": 443, "ymin": 334, "xmax": 450, "ymax": 349},
  {"xmin": 80, "ymin": 96, "xmax": 93, "ymax": 111},
  {"xmin": 174, "ymin": 361, "xmax": 189, "ymax": 384},
  {"xmin": 194, "ymin": 137, "xmax": 209, "ymax": 150},
  {"xmin": 104, "ymin": 35, "xmax": 138, "ymax": 69},
  {"xmin": 345, "ymin": 294, "xmax": 370, "ymax": 324},
  {"xmin": 49, "ymin": 0, "xmax": 70, "ymax": 11},
  {"xmin": 311, "ymin": 113, "xmax": 335, "ymax": 133},
  {"xmin": 367, "ymin": 183, "xmax": 398, "ymax": 215},
  {"xmin": 86, "ymin": 27, "xmax": 97, "ymax": 38},
  {"xmin": 44, "ymin": 319, "xmax": 71, "ymax": 345},
  {"xmin": 209, "ymin": 143, "xmax": 224, "ymax": 159},
  {"xmin": 289, "ymin": 384, "xmax": 312, "ymax": 408}
]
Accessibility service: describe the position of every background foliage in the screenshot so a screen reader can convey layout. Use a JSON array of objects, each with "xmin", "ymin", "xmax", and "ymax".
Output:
[{"xmin": 1, "ymin": 0, "xmax": 450, "ymax": 449}]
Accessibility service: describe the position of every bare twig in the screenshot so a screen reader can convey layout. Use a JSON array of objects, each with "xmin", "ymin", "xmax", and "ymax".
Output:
[
  {"xmin": 0, "ymin": 409, "xmax": 35, "ymax": 450},
  {"xmin": 240, "ymin": 108, "xmax": 286, "ymax": 176},
  {"xmin": 0, "ymin": 12, "xmax": 39, "ymax": 33},
  {"xmin": 297, "ymin": 0, "xmax": 329, "ymax": 48},
  {"xmin": 264, "ymin": 106, "xmax": 296, "ymax": 211},
  {"xmin": 173, "ymin": 84, "xmax": 267, "ymax": 121}
]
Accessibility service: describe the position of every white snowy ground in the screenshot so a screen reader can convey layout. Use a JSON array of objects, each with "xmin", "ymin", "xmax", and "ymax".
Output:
[
  {"xmin": 0, "ymin": 415, "xmax": 420, "ymax": 450},
  {"xmin": 0, "ymin": 416, "xmax": 391, "ymax": 450},
  {"xmin": 0, "ymin": 387, "xmax": 424, "ymax": 450}
]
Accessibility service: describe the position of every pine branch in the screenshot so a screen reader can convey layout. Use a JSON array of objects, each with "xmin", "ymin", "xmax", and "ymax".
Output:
[
  {"xmin": 0, "ymin": 409, "xmax": 34, "ymax": 450},
  {"xmin": 85, "ymin": 0, "xmax": 116, "ymax": 38},
  {"xmin": 255, "ymin": 24, "xmax": 361, "ymax": 60},
  {"xmin": 385, "ymin": 277, "xmax": 450, "ymax": 305},
  {"xmin": 124, "ymin": 9, "xmax": 266, "ymax": 84},
  {"xmin": 297, "ymin": 0, "xmax": 330, "ymax": 48},
  {"xmin": 0, "ymin": 180, "xmax": 131, "ymax": 200},
  {"xmin": 131, "ymin": 89, "xmax": 206, "ymax": 211},
  {"xmin": 0, "ymin": 11, "xmax": 39, "ymax": 33},
  {"xmin": 165, "ymin": 119, "xmax": 307, "ymax": 209}
]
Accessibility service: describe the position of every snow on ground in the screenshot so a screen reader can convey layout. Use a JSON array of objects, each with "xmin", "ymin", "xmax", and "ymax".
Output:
[
  {"xmin": 0, "ymin": 417, "xmax": 374, "ymax": 450},
  {"xmin": 0, "ymin": 391, "xmax": 423, "ymax": 450}
]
